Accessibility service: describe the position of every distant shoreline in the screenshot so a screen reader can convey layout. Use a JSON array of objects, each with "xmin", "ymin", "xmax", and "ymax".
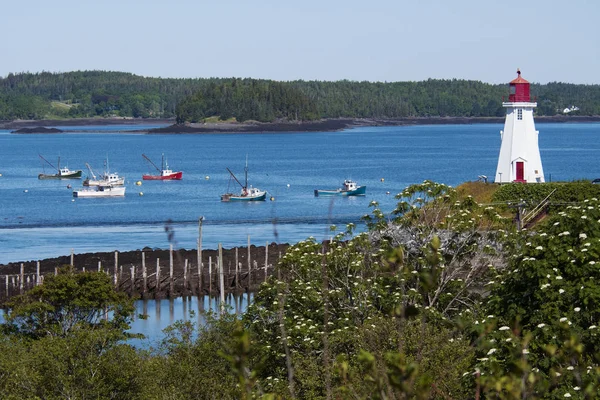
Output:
[{"xmin": 2, "ymin": 115, "xmax": 600, "ymax": 134}]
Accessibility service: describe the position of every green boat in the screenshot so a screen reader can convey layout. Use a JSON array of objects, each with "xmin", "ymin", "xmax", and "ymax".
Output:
[{"xmin": 38, "ymin": 155, "xmax": 82, "ymax": 179}]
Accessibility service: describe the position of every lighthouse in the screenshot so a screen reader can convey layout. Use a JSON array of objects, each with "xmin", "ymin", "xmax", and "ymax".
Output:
[{"xmin": 495, "ymin": 70, "xmax": 544, "ymax": 183}]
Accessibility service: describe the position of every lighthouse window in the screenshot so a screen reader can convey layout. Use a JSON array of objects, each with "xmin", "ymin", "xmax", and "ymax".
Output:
[{"xmin": 517, "ymin": 109, "xmax": 523, "ymax": 120}]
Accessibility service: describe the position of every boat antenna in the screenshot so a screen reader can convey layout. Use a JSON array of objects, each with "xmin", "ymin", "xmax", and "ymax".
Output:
[{"xmin": 244, "ymin": 154, "xmax": 249, "ymax": 189}]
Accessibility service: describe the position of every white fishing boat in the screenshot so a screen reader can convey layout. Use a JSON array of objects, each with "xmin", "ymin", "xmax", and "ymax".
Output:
[
  {"xmin": 314, "ymin": 180, "xmax": 367, "ymax": 196},
  {"xmin": 73, "ymin": 184, "xmax": 126, "ymax": 198},
  {"xmin": 221, "ymin": 157, "xmax": 267, "ymax": 202},
  {"xmin": 83, "ymin": 160, "xmax": 125, "ymax": 186}
]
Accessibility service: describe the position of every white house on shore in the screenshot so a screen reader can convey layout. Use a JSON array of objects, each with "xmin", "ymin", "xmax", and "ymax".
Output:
[{"xmin": 495, "ymin": 70, "xmax": 545, "ymax": 183}]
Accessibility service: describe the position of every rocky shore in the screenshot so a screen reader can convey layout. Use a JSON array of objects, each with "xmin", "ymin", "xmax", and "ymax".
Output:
[{"xmin": 3, "ymin": 115, "xmax": 599, "ymax": 134}]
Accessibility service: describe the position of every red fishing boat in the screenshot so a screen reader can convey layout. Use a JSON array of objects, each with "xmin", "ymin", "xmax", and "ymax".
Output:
[{"xmin": 142, "ymin": 154, "xmax": 183, "ymax": 180}]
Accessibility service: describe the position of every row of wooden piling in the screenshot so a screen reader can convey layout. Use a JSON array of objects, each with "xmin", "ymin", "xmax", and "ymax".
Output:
[{"xmin": 0, "ymin": 239, "xmax": 283, "ymax": 304}]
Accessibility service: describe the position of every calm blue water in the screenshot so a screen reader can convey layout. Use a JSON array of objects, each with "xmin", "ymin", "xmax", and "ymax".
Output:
[
  {"xmin": 0, "ymin": 294, "xmax": 252, "ymax": 347},
  {"xmin": 1, "ymin": 123, "xmax": 599, "ymax": 264}
]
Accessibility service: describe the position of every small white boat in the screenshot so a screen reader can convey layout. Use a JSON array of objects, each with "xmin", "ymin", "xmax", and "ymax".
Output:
[
  {"xmin": 314, "ymin": 180, "xmax": 367, "ymax": 196},
  {"xmin": 73, "ymin": 184, "xmax": 126, "ymax": 198},
  {"xmin": 221, "ymin": 157, "xmax": 267, "ymax": 202},
  {"xmin": 83, "ymin": 161, "xmax": 125, "ymax": 186},
  {"xmin": 221, "ymin": 185, "xmax": 267, "ymax": 202}
]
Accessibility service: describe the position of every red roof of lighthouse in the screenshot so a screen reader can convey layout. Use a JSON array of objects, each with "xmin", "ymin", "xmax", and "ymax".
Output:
[
  {"xmin": 508, "ymin": 69, "xmax": 531, "ymax": 102},
  {"xmin": 510, "ymin": 69, "xmax": 529, "ymax": 84}
]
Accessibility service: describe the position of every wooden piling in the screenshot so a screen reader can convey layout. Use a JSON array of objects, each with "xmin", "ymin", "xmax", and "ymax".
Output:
[
  {"xmin": 142, "ymin": 252, "xmax": 147, "ymax": 294},
  {"xmin": 265, "ymin": 241, "xmax": 269, "ymax": 282},
  {"xmin": 71, "ymin": 249, "xmax": 74, "ymax": 267},
  {"xmin": 5, "ymin": 275, "xmax": 8, "ymax": 296},
  {"xmin": 219, "ymin": 243, "xmax": 225, "ymax": 314},
  {"xmin": 114, "ymin": 251, "xmax": 118, "ymax": 286},
  {"xmin": 20, "ymin": 263, "xmax": 24, "ymax": 294},
  {"xmin": 236, "ymin": 262, "xmax": 240, "ymax": 290},
  {"xmin": 184, "ymin": 259, "xmax": 188, "ymax": 291},
  {"xmin": 156, "ymin": 258, "xmax": 161, "ymax": 293},
  {"xmin": 169, "ymin": 244, "xmax": 174, "ymax": 295},
  {"xmin": 209, "ymin": 256, "xmax": 212, "ymax": 295},
  {"xmin": 198, "ymin": 217, "xmax": 204, "ymax": 295},
  {"xmin": 98, "ymin": 261, "xmax": 102, "ymax": 272},
  {"xmin": 197, "ymin": 239, "xmax": 203, "ymax": 295},
  {"xmin": 235, "ymin": 247, "xmax": 239, "ymax": 278},
  {"xmin": 36, "ymin": 261, "xmax": 41, "ymax": 286},
  {"xmin": 253, "ymin": 260, "xmax": 258, "ymax": 289},
  {"xmin": 247, "ymin": 235, "xmax": 251, "ymax": 287},
  {"xmin": 130, "ymin": 265, "xmax": 135, "ymax": 295}
]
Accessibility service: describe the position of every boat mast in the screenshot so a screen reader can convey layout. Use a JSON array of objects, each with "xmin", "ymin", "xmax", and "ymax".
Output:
[{"xmin": 244, "ymin": 155, "xmax": 248, "ymax": 189}]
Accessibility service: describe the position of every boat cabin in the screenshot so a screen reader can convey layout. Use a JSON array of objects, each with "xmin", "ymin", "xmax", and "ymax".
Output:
[{"xmin": 343, "ymin": 180, "xmax": 358, "ymax": 191}]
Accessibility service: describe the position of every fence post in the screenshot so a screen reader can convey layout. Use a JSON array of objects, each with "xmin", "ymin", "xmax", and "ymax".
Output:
[
  {"xmin": 71, "ymin": 248, "xmax": 74, "ymax": 267},
  {"xmin": 142, "ymin": 252, "xmax": 147, "ymax": 294}
]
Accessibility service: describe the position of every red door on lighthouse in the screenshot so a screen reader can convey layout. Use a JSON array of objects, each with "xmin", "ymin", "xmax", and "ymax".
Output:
[{"xmin": 516, "ymin": 161, "xmax": 524, "ymax": 182}]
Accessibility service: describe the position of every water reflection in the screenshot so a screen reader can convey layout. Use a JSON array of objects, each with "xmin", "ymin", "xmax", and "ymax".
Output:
[{"xmin": 129, "ymin": 294, "xmax": 253, "ymax": 348}]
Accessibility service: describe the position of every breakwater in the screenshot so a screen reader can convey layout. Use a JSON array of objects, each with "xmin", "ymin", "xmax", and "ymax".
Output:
[{"xmin": 0, "ymin": 242, "xmax": 289, "ymax": 305}]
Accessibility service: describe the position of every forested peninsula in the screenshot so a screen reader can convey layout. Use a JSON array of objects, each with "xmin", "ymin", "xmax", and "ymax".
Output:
[{"xmin": 1, "ymin": 71, "xmax": 600, "ymax": 128}]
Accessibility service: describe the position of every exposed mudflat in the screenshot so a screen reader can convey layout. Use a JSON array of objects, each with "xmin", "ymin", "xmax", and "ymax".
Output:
[{"xmin": 3, "ymin": 115, "xmax": 599, "ymax": 134}]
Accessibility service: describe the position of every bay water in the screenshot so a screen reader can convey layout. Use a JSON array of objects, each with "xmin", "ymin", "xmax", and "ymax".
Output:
[
  {"xmin": 1, "ymin": 122, "xmax": 599, "ymax": 265},
  {"xmin": 1, "ymin": 122, "xmax": 600, "ymax": 342}
]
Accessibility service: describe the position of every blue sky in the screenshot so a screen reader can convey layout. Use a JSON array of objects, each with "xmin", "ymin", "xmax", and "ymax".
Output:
[{"xmin": 2, "ymin": 0, "xmax": 598, "ymax": 84}]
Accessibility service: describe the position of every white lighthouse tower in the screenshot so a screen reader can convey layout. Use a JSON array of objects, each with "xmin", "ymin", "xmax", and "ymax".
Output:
[{"xmin": 495, "ymin": 70, "xmax": 544, "ymax": 183}]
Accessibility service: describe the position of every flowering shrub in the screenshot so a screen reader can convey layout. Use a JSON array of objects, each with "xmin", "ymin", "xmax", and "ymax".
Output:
[{"xmin": 478, "ymin": 197, "xmax": 600, "ymax": 397}]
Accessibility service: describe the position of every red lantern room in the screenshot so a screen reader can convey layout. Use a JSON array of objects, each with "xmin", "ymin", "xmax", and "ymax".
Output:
[{"xmin": 508, "ymin": 69, "xmax": 530, "ymax": 102}]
